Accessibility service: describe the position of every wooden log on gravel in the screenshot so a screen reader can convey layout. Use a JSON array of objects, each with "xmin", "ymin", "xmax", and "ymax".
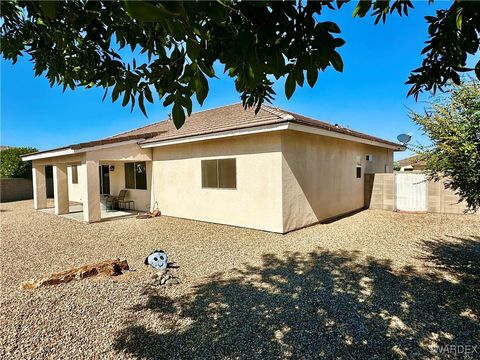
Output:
[{"xmin": 21, "ymin": 258, "xmax": 129, "ymax": 289}]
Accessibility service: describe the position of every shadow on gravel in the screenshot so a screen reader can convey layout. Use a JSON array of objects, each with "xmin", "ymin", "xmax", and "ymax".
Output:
[
  {"xmin": 421, "ymin": 235, "xmax": 480, "ymax": 281},
  {"xmin": 114, "ymin": 236, "xmax": 480, "ymax": 359}
]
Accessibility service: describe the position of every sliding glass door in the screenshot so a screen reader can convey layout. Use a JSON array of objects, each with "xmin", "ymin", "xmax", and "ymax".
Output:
[{"xmin": 98, "ymin": 165, "xmax": 110, "ymax": 195}]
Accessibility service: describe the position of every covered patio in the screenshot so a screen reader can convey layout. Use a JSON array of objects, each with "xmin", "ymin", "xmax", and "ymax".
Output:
[{"xmin": 24, "ymin": 140, "xmax": 153, "ymax": 223}]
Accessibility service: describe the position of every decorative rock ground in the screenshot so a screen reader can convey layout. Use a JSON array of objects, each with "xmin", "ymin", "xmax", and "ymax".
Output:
[{"xmin": 150, "ymin": 268, "xmax": 180, "ymax": 287}]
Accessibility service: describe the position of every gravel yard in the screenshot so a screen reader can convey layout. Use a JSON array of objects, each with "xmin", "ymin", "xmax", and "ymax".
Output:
[{"xmin": 1, "ymin": 200, "xmax": 479, "ymax": 359}]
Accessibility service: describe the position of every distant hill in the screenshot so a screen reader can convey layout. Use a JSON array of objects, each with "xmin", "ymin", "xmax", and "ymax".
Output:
[{"xmin": 0, "ymin": 146, "xmax": 12, "ymax": 151}]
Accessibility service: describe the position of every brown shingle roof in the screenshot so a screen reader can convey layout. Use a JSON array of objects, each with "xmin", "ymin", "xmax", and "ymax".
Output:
[
  {"xmin": 23, "ymin": 103, "xmax": 402, "ymax": 159},
  {"xmin": 138, "ymin": 103, "xmax": 286, "ymax": 144},
  {"xmin": 138, "ymin": 103, "xmax": 402, "ymax": 148},
  {"xmin": 397, "ymin": 155, "xmax": 426, "ymax": 167}
]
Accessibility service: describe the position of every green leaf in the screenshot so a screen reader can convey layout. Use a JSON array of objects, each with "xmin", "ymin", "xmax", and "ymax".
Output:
[
  {"xmin": 322, "ymin": 21, "xmax": 341, "ymax": 34},
  {"xmin": 39, "ymin": 1, "xmax": 57, "ymax": 19},
  {"xmin": 198, "ymin": 60, "xmax": 215, "ymax": 77},
  {"xmin": 353, "ymin": 0, "xmax": 372, "ymax": 18},
  {"xmin": 306, "ymin": 67, "xmax": 318, "ymax": 88},
  {"xmin": 102, "ymin": 88, "xmax": 108, "ymax": 102},
  {"xmin": 194, "ymin": 70, "xmax": 209, "ymax": 105},
  {"xmin": 162, "ymin": 94, "xmax": 174, "ymax": 107},
  {"xmin": 184, "ymin": 95, "xmax": 193, "ymax": 115},
  {"xmin": 124, "ymin": 0, "xmax": 179, "ymax": 22},
  {"xmin": 122, "ymin": 90, "xmax": 130, "ymax": 107},
  {"xmin": 210, "ymin": 2, "xmax": 229, "ymax": 25},
  {"xmin": 172, "ymin": 103, "xmax": 186, "ymax": 129},
  {"xmin": 112, "ymin": 84, "xmax": 121, "ymax": 102},
  {"xmin": 475, "ymin": 60, "xmax": 480, "ymax": 80},
  {"xmin": 186, "ymin": 39, "xmax": 201, "ymax": 60},
  {"xmin": 138, "ymin": 93, "xmax": 148, "ymax": 117},
  {"xmin": 334, "ymin": 38, "xmax": 346, "ymax": 48},
  {"xmin": 144, "ymin": 86, "xmax": 154, "ymax": 103},
  {"xmin": 456, "ymin": 12, "xmax": 462, "ymax": 30},
  {"xmin": 285, "ymin": 73, "xmax": 296, "ymax": 99},
  {"xmin": 330, "ymin": 51, "xmax": 344, "ymax": 72},
  {"xmin": 451, "ymin": 71, "xmax": 460, "ymax": 85},
  {"xmin": 273, "ymin": 50, "xmax": 285, "ymax": 78},
  {"xmin": 295, "ymin": 68, "xmax": 304, "ymax": 87}
]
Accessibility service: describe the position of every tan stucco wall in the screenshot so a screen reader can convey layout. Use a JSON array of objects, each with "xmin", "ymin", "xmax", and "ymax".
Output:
[
  {"xmin": 68, "ymin": 164, "xmax": 84, "ymax": 203},
  {"xmin": 151, "ymin": 132, "xmax": 284, "ymax": 233},
  {"xmin": 84, "ymin": 143, "xmax": 152, "ymax": 162},
  {"xmin": 281, "ymin": 131, "xmax": 394, "ymax": 232},
  {"xmin": 32, "ymin": 154, "xmax": 85, "ymax": 166}
]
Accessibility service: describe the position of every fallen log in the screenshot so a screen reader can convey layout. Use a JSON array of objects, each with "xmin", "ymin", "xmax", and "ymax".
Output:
[{"xmin": 22, "ymin": 258, "xmax": 129, "ymax": 289}]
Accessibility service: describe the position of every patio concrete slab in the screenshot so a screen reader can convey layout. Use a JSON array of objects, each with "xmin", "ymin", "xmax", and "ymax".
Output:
[{"xmin": 40, "ymin": 204, "xmax": 135, "ymax": 222}]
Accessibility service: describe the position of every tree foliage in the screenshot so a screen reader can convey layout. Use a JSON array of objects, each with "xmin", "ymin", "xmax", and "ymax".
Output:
[
  {"xmin": 0, "ymin": 147, "xmax": 38, "ymax": 179},
  {"xmin": 410, "ymin": 80, "xmax": 480, "ymax": 211},
  {"xmin": 1, "ymin": 1, "xmax": 479, "ymax": 128}
]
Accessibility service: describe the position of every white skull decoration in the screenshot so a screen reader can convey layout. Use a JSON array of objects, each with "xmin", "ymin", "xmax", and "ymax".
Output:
[{"xmin": 144, "ymin": 250, "xmax": 168, "ymax": 269}]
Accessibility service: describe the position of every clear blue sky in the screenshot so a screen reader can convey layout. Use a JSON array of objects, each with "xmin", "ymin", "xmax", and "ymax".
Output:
[{"xmin": 0, "ymin": 1, "xmax": 468, "ymax": 160}]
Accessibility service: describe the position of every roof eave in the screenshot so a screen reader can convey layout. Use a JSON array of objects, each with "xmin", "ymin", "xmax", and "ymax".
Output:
[
  {"xmin": 21, "ymin": 138, "xmax": 145, "ymax": 161},
  {"xmin": 140, "ymin": 121, "xmax": 404, "ymax": 150}
]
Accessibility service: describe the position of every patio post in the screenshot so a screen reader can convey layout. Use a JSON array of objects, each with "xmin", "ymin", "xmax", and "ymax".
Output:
[
  {"xmin": 32, "ymin": 165, "xmax": 47, "ymax": 210},
  {"xmin": 82, "ymin": 160, "xmax": 101, "ymax": 223},
  {"xmin": 53, "ymin": 163, "xmax": 69, "ymax": 215}
]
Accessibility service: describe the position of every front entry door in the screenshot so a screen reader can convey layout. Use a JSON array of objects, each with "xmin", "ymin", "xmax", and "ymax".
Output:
[{"xmin": 99, "ymin": 165, "xmax": 110, "ymax": 195}]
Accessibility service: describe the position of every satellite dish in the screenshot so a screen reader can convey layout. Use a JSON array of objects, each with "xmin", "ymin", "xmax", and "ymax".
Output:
[{"xmin": 397, "ymin": 133, "xmax": 412, "ymax": 145}]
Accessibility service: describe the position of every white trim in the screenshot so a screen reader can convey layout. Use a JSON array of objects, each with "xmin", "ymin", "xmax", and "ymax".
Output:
[
  {"xmin": 22, "ymin": 139, "xmax": 143, "ymax": 161},
  {"xmin": 22, "ymin": 149, "xmax": 75, "ymax": 161},
  {"xmin": 140, "ymin": 122, "xmax": 404, "ymax": 150},
  {"xmin": 140, "ymin": 123, "xmax": 290, "ymax": 148}
]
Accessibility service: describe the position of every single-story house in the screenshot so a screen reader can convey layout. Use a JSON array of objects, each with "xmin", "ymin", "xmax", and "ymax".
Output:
[
  {"xmin": 22, "ymin": 103, "xmax": 404, "ymax": 233},
  {"xmin": 397, "ymin": 155, "xmax": 427, "ymax": 171}
]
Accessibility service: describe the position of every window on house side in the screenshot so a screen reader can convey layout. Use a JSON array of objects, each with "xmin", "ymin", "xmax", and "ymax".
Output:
[
  {"xmin": 218, "ymin": 158, "xmax": 236, "ymax": 188},
  {"xmin": 356, "ymin": 166, "xmax": 362, "ymax": 178},
  {"xmin": 125, "ymin": 162, "xmax": 147, "ymax": 190},
  {"xmin": 202, "ymin": 160, "xmax": 218, "ymax": 188},
  {"xmin": 202, "ymin": 159, "xmax": 236, "ymax": 189},
  {"xmin": 71, "ymin": 165, "xmax": 78, "ymax": 184}
]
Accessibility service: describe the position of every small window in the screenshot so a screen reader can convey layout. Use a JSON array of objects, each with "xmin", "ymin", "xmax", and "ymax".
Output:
[
  {"xmin": 71, "ymin": 165, "xmax": 78, "ymax": 184},
  {"xmin": 356, "ymin": 166, "xmax": 362, "ymax": 178},
  {"xmin": 356, "ymin": 156, "xmax": 362, "ymax": 178},
  {"xmin": 125, "ymin": 162, "xmax": 147, "ymax": 190},
  {"xmin": 366, "ymin": 154, "xmax": 374, "ymax": 162},
  {"xmin": 201, "ymin": 159, "xmax": 236, "ymax": 189}
]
